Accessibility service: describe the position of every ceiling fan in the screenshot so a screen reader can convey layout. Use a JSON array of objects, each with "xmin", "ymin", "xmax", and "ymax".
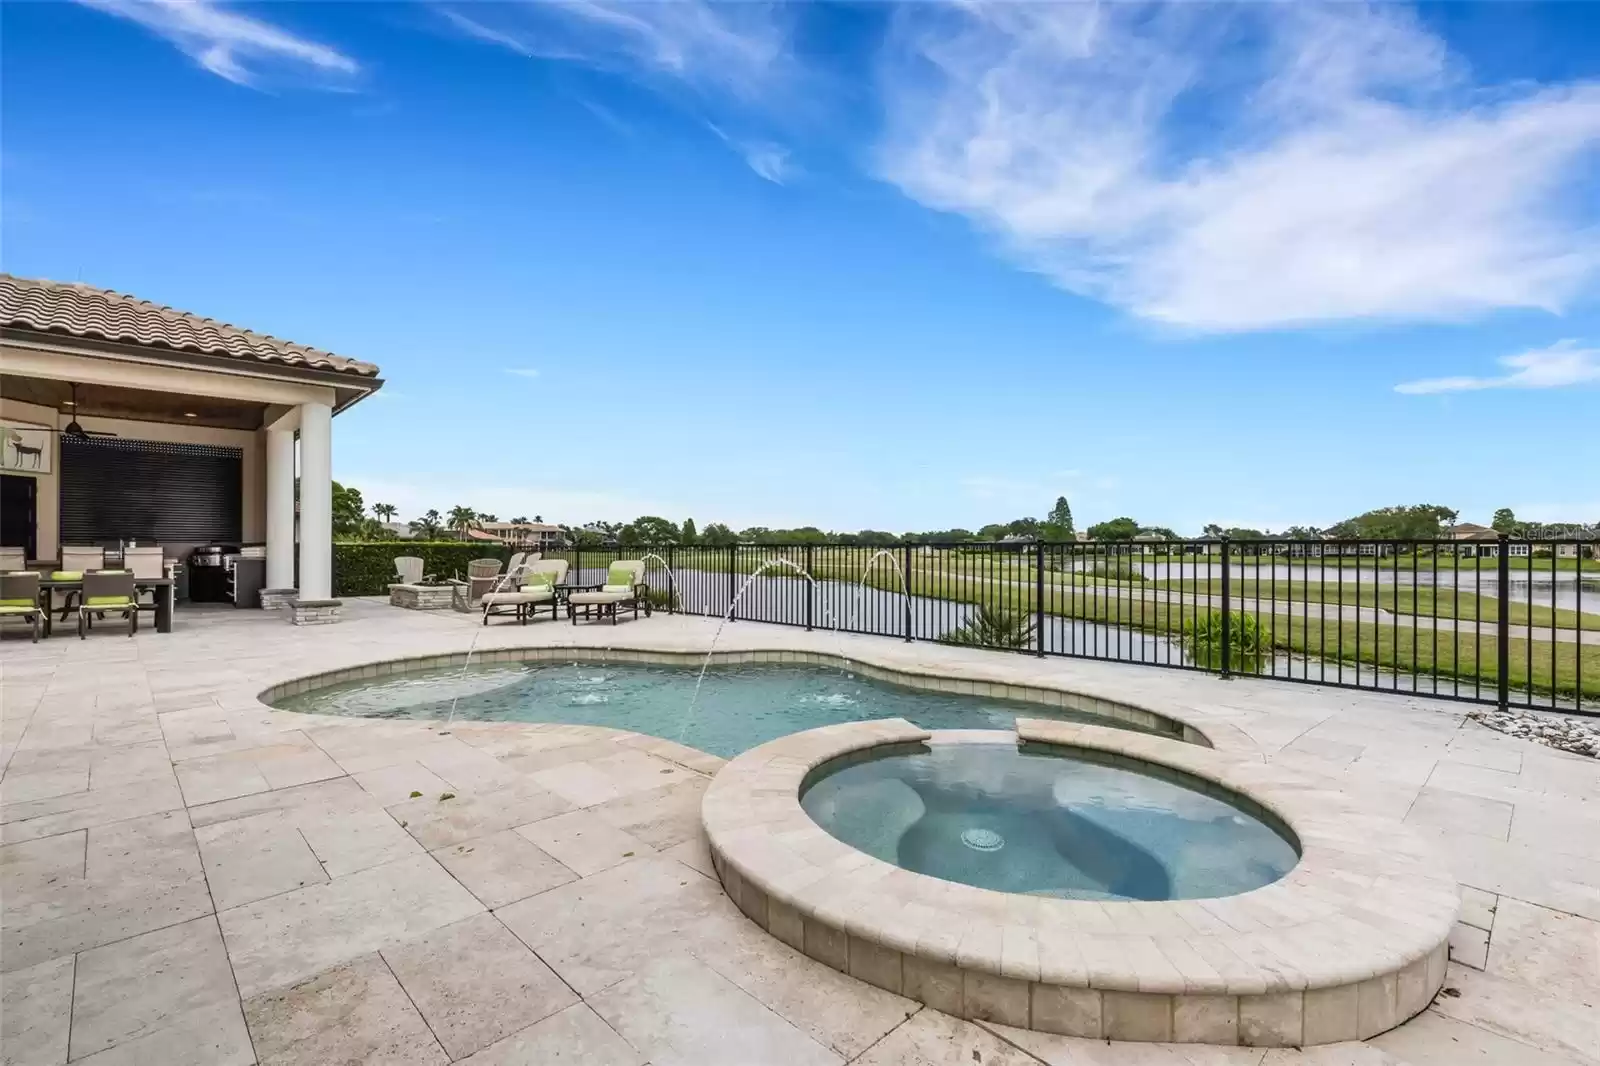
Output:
[{"xmin": 54, "ymin": 384, "xmax": 118, "ymax": 440}]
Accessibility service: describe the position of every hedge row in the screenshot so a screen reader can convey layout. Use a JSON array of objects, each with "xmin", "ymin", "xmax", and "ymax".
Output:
[{"xmin": 333, "ymin": 542, "xmax": 511, "ymax": 597}]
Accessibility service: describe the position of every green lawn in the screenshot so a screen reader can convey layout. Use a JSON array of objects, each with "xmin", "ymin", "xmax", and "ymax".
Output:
[
  {"xmin": 867, "ymin": 566, "xmax": 1600, "ymax": 702},
  {"xmin": 1149, "ymin": 578, "xmax": 1599, "ymax": 632}
]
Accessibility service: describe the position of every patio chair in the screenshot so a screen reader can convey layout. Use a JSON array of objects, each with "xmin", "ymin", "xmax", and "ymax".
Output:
[
  {"xmin": 567, "ymin": 560, "xmax": 652, "ymax": 625},
  {"xmin": 77, "ymin": 571, "xmax": 137, "ymax": 639},
  {"xmin": 124, "ymin": 546, "xmax": 164, "ymax": 614},
  {"xmin": 53, "ymin": 545, "xmax": 106, "ymax": 621},
  {"xmin": 0, "ymin": 547, "xmax": 26, "ymax": 571},
  {"xmin": 465, "ymin": 558, "xmax": 504, "ymax": 607},
  {"xmin": 393, "ymin": 556, "xmax": 431, "ymax": 585},
  {"xmin": 482, "ymin": 559, "xmax": 569, "ymax": 626},
  {"xmin": 0, "ymin": 571, "xmax": 46, "ymax": 642}
]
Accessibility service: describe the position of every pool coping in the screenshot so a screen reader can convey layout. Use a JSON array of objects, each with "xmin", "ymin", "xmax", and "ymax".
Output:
[
  {"xmin": 700, "ymin": 718, "xmax": 1458, "ymax": 1048},
  {"xmin": 259, "ymin": 645, "xmax": 1216, "ymax": 748}
]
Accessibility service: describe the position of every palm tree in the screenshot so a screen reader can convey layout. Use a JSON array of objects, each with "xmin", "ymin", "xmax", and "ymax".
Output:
[
  {"xmin": 479, "ymin": 513, "xmax": 498, "ymax": 524},
  {"xmin": 446, "ymin": 506, "xmax": 479, "ymax": 539},
  {"xmin": 533, "ymin": 515, "xmax": 543, "ymax": 523},
  {"xmin": 510, "ymin": 515, "xmax": 529, "ymax": 525},
  {"xmin": 409, "ymin": 508, "xmax": 444, "ymax": 540},
  {"xmin": 371, "ymin": 502, "xmax": 398, "ymax": 525}
]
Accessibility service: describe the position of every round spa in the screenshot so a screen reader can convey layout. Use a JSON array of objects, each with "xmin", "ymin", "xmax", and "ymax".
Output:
[
  {"xmin": 702, "ymin": 718, "xmax": 1459, "ymax": 1048},
  {"xmin": 799, "ymin": 737, "xmax": 1297, "ymax": 903}
]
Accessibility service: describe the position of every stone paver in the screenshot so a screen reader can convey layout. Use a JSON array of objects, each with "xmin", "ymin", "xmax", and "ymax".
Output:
[
  {"xmin": 243, "ymin": 952, "xmax": 446, "ymax": 1066},
  {"xmin": 382, "ymin": 913, "xmax": 579, "ymax": 1059},
  {"xmin": 2, "ymin": 600, "xmax": 1597, "ymax": 1064}
]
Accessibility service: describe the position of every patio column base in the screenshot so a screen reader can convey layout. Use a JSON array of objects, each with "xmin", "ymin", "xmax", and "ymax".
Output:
[
  {"xmin": 260, "ymin": 588, "xmax": 298, "ymax": 611},
  {"xmin": 287, "ymin": 598, "xmax": 343, "ymax": 625}
]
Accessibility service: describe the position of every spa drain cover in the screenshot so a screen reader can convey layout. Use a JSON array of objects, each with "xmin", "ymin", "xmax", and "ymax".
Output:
[{"xmin": 960, "ymin": 827, "xmax": 1005, "ymax": 852}]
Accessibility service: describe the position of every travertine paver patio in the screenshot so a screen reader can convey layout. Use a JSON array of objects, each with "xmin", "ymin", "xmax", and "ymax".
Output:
[{"xmin": 2, "ymin": 598, "xmax": 1597, "ymax": 1065}]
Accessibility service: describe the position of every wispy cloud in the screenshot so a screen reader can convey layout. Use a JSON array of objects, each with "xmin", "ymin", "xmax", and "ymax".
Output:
[
  {"xmin": 707, "ymin": 123, "xmax": 793, "ymax": 184},
  {"xmin": 1395, "ymin": 340, "xmax": 1600, "ymax": 395},
  {"xmin": 504, "ymin": 368, "xmax": 541, "ymax": 379},
  {"xmin": 434, "ymin": 0, "xmax": 790, "ymax": 100},
  {"xmin": 876, "ymin": 3, "xmax": 1600, "ymax": 331},
  {"xmin": 435, "ymin": 7, "xmax": 536, "ymax": 58},
  {"xmin": 76, "ymin": 0, "xmax": 358, "ymax": 87}
]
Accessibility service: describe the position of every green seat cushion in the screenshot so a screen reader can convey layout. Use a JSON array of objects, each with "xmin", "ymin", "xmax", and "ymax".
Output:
[
  {"xmin": 84, "ymin": 595, "xmax": 134, "ymax": 607},
  {"xmin": 0, "ymin": 604, "xmax": 38, "ymax": 614},
  {"xmin": 50, "ymin": 571, "xmax": 82, "ymax": 580},
  {"xmin": 521, "ymin": 570, "xmax": 554, "ymax": 588},
  {"xmin": 0, "ymin": 598, "xmax": 36, "ymax": 607},
  {"xmin": 606, "ymin": 565, "xmax": 636, "ymax": 587}
]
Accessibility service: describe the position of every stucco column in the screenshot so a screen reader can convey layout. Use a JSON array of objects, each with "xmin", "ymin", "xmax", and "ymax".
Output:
[
  {"xmin": 297, "ymin": 401, "xmax": 333, "ymax": 600},
  {"xmin": 266, "ymin": 425, "xmax": 297, "ymax": 590}
]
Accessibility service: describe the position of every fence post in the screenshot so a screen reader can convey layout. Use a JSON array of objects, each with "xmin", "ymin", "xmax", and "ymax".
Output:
[
  {"xmin": 1220, "ymin": 537, "xmax": 1233, "ymax": 678},
  {"xmin": 666, "ymin": 545, "xmax": 676, "ymax": 614},
  {"xmin": 1034, "ymin": 541, "xmax": 1046, "ymax": 657},
  {"xmin": 1497, "ymin": 534, "xmax": 1510, "ymax": 710},
  {"xmin": 804, "ymin": 544, "xmax": 814, "ymax": 631},
  {"xmin": 728, "ymin": 545, "xmax": 737, "ymax": 622},
  {"xmin": 902, "ymin": 542, "xmax": 914, "ymax": 642}
]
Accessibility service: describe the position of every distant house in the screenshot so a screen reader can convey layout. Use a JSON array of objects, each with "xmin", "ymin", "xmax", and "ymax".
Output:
[
  {"xmin": 1446, "ymin": 523, "xmax": 1527, "ymax": 558},
  {"xmin": 475, "ymin": 521, "xmax": 568, "ymax": 551}
]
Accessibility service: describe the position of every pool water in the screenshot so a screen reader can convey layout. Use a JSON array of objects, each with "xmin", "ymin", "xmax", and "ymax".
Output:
[
  {"xmin": 801, "ymin": 741, "xmax": 1297, "ymax": 901},
  {"xmin": 274, "ymin": 661, "xmax": 1182, "ymax": 758}
]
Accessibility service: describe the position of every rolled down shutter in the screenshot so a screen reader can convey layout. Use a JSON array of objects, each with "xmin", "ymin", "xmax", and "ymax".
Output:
[{"xmin": 60, "ymin": 437, "xmax": 243, "ymax": 544}]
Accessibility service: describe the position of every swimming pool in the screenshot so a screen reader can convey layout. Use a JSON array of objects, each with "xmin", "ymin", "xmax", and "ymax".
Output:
[{"xmin": 273, "ymin": 659, "xmax": 1185, "ymax": 758}]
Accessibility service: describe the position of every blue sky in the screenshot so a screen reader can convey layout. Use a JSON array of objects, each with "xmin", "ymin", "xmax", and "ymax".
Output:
[{"xmin": 4, "ymin": 1, "xmax": 1598, "ymax": 535}]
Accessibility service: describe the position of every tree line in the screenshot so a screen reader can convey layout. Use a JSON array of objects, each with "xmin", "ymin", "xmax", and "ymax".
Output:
[{"xmin": 332, "ymin": 485, "xmax": 1596, "ymax": 545}]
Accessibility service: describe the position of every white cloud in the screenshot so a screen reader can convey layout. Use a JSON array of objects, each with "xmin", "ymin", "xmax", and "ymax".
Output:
[
  {"xmin": 1395, "ymin": 339, "xmax": 1600, "ymax": 394},
  {"xmin": 504, "ymin": 368, "xmax": 540, "ymax": 379},
  {"xmin": 706, "ymin": 123, "xmax": 793, "ymax": 184},
  {"xmin": 435, "ymin": 0, "xmax": 789, "ymax": 101},
  {"xmin": 876, "ymin": 3, "xmax": 1600, "ymax": 331},
  {"xmin": 77, "ymin": 0, "xmax": 358, "ymax": 87}
]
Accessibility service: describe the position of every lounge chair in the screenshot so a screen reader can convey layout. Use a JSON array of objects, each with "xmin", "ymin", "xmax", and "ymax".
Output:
[
  {"xmin": 482, "ymin": 560, "xmax": 568, "ymax": 625},
  {"xmin": 0, "ymin": 571, "xmax": 46, "ymax": 641},
  {"xmin": 77, "ymin": 571, "xmax": 137, "ymax": 638},
  {"xmin": 567, "ymin": 560, "xmax": 651, "ymax": 625},
  {"xmin": 54, "ymin": 545, "xmax": 105, "ymax": 621}
]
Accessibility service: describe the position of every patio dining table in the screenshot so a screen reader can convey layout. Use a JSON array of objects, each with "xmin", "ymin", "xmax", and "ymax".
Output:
[{"xmin": 37, "ymin": 576, "xmax": 175, "ymax": 634}]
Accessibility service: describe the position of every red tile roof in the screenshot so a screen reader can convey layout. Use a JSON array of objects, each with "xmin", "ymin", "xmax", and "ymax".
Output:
[{"xmin": 0, "ymin": 274, "xmax": 379, "ymax": 378}]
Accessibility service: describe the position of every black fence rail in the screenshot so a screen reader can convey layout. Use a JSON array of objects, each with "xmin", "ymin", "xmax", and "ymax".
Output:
[{"xmin": 546, "ymin": 537, "xmax": 1597, "ymax": 717}]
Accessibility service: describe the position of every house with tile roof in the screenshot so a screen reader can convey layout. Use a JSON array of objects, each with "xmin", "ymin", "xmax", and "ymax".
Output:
[{"xmin": 0, "ymin": 275, "xmax": 382, "ymax": 606}]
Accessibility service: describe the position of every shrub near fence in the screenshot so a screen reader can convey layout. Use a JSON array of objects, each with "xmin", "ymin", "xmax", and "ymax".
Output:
[{"xmin": 333, "ymin": 542, "xmax": 511, "ymax": 596}]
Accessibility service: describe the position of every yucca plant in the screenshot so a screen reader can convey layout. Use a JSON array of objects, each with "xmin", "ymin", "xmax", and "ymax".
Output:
[
  {"xmin": 938, "ymin": 604, "xmax": 1035, "ymax": 650},
  {"xmin": 1182, "ymin": 610, "xmax": 1271, "ymax": 672}
]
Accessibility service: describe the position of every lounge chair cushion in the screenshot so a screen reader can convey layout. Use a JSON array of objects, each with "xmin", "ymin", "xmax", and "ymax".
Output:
[
  {"xmin": 0, "ymin": 598, "xmax": 36, "ymax": 607},
  {"xmin": 483, "ymin": 588, "xmax": 553, "ymax": 606},
  {"xmin": 568, "ymin": 590, "xmax": 631, "ymax": 605},
  {"xmin": 606, "ymin": 564, "xmax": 636, "ymax": 586},
  {"xmin": 520, "ymin": 570, "xmax": 555, "ymax": 589},
  {"xmin": 0, "ymin": 604, "xmax": 38, "ymax": 614},
  {"xmin": 51, "ymin": 571, "xmax": 83, "ymax": 580},
  {"xmin": 84, "ymin": 595, "xmax": 134, "ymax": 607}
]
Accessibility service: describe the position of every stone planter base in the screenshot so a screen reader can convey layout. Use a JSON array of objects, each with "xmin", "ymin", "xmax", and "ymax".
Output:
[
  {"xmin": 260, "ymin": 588, "xmax": 297, "ymax": 611},
  {"xmin": 388, "ymin": 584, "xmax": 456, "ymax": 611},
  {"xmin": 288, "ymin": 599, "xmax": 342, "ymax": 626}
]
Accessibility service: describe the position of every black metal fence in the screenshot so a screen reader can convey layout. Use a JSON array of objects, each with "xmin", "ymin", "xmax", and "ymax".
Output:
[{"xmin": 551, "ymin": 537, "xmax": 1597, "ymax": 717}]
